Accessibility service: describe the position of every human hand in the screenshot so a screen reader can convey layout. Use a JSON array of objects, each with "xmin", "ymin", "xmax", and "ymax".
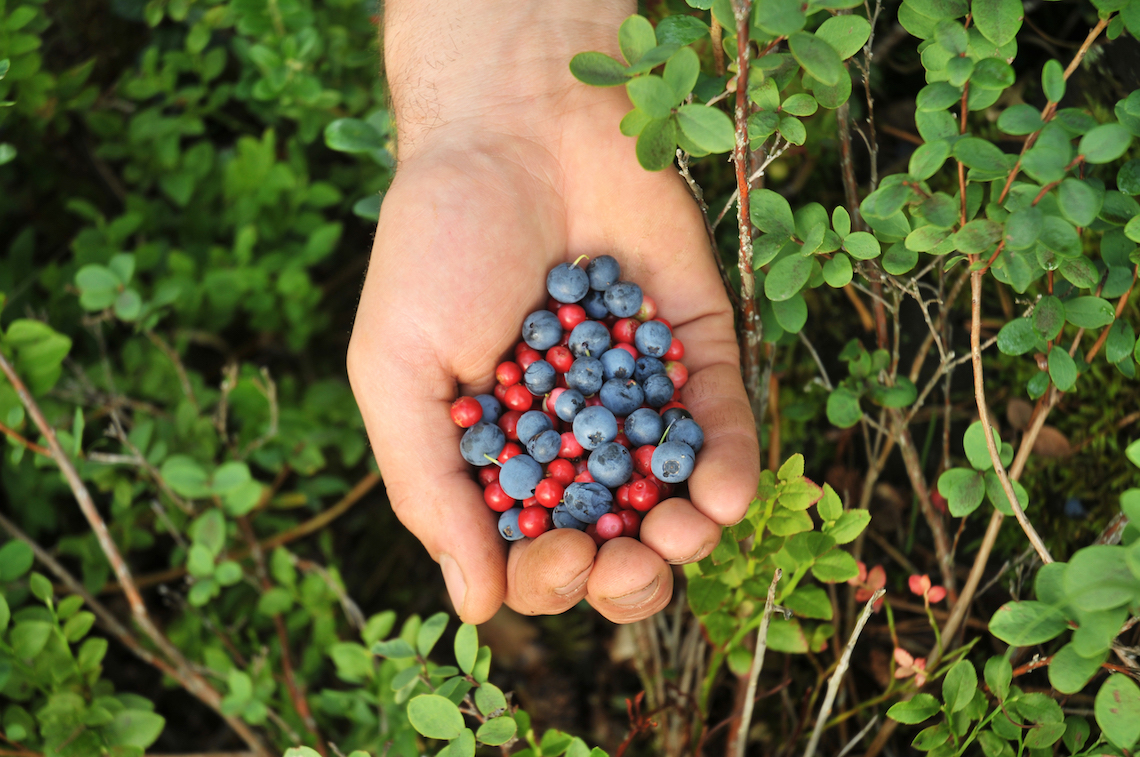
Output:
[{"xmin": 346, "ymin": 0, "xmax": 760, "ymax": 624}]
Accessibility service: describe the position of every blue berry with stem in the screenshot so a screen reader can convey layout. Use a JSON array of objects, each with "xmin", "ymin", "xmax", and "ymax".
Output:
[
  {"xmin": 522, "ymin": 310, "xmax": 563, "ymax": 350},
  {"xmin": 661, "ymin": 406, "xmax": 693, "ymax": 426},
  {"xmin": 651, "ymin": 441, "xmax": 696, "ymax": 483},
  {"xmin": 460, "ymin": 422, "xmax": 506, "ymax": 467},
  {"xmin": 666, "ymin": 418, "xmax": 704, "ymax": 453},
  {"xmin": 546, "ymin": 259, "xmax": 590, "ymax": 303}
]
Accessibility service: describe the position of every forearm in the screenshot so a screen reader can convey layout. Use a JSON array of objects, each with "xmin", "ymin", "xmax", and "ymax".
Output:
[{"xmin": 383, "ymin": 0, "xmax": 633, "ymax": 159}]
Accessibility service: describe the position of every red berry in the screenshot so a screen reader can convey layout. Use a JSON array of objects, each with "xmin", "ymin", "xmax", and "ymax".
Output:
[
  {"xmin": 522, "ymin": 496, "xmax": 539, "ymax": 508},
  {"xmin": 634, "ymin": 445, "xmax": 656, "ymax": 476},
  {"xmin": 574, "ymin": 470, "xmax": 594, "ymax": 484},
  {"xmin": 545, "ymin": 387, "xmax": 566, "ymax": 413},
  {"xmin": 496, "ymin": 361, "xmax": 523, "ymax": 386},
  {"xmin": 584, "ymin": 394, "xmax": 603, "ymax": 407},
  {"xmin": 498, "ymin": 442, "xmax": 523, "ymax": 463},
  {"xmin": 493, "ymin": 383, "xmax": 509, "ymax": 403},
  {"xmin": 515, "ymin": 341, "xmax": 530, "ymax": 357},
  {"xmin": 603, "ymin": 313, "xmax": 619, "ymax": 327},
  {"xmin": 546, "ymin": 345, "xmax": 574, "ymax": 372},
  {"xmin": 559, "ymin": 331, "xmax": 571, "ymax": 347},
  {"xmin": 478, "ymin": 466, "xmax": 500, "ymax": 486},
  {"xmin": 546, "ymin": 459, "xmax": 575, "ymax": 486},
  {"xmin": 546, "ymin": 296, "xmax": 561, "ymax": 312},
  {"xmin": 518, "ymin": 506, "xmax": 554, "ymax": 538},
  {"xmin": 655, "ymin": 317, "xmax": 672, "ymax": 329},
  {"xmin": 618, "ymin": 510, "xmax": 642, "ymax": 538},
  {"xmin": 634, "ymin": 295, "xmax": 658, "ymax": 322},
  {"xmin": 660, "ymin": 400, "xmax": 687, "ymax": 414},
  {"xmin": 504, "ymin": 384, "xmax": 534, "ymax": 412},
  {"xmin": 484, "ymin": 482, "xmax": 516, "ymax": 512},
  {"xmin": 559, "ymin": 432, "xmax": 584, "ymax": 459},
  {"xmin": 499, "ymin": 410, "xmax": 523, "ymax": 440},
  {"xmin": 557, "ymin": 304, "xmax": 587, "ymax": 331},
  {"xmin": 614, "ymin": 432, "xmax": 632, "ymax": 449},
  {"xmin": 615, "ymin": 342, "xmax": 638, "ymax": 359},
  {"xmin": 665, "ymin": 361, "xmax": 688, "ymax": 390},
  {"xmin": 584, "ymin": 523, "xmax": 605, "ymax": 547},
  {"xmin": 556, "ymin": 373, "xmax": 570, "ymax": 389},
  {"xmin": 616, "ymin": 483, "xmax": 632, "ymax": 509},
  {"xmin": 573, "ymin": 459, "xmax": 589, "ymax": 475},
  {"xmin": 629, "ymin": 479, "xmax": 661, "ymax": 511},
  {"xmin": 612, "ymin": 318, "xmax": 639, "ymax": 344},
  {"xmin": 450, "ymin": 396, "xmax": 483, "ymax": 428},
  {"xmin": 664, "ymin": 338, "xmax": 685, "ymax": 361},
  {"xmin": 517, "ymin": 349, "xmax": 542, "ymax": 371},
  {"xmin": 535, "ymin": 478, "xmax": 564, "ymax": 508},
  {"xmin": 596, "ymin": 512, "xmax": 624, "ymax": 540}
]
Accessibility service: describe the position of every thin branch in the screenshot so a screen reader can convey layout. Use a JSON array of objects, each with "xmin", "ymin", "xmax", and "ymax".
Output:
[
  {"xmin": 797, "ymin": 332, "xmax": 833, "ymax": 391},
  {"xmin": 0, "ymin": 352, "xmax": 270, "ymax": 757},
  {"xmin": 803, "ymin": 588, "xmax": 884, "ymax": 757},
  {"xmin": 0, "ymin": 420, "xmax": 51, "ymax": 456},
  {"xmin": 678, "ymin": 149, "xmax": 741, "ymax": 312},
  {"xmin": 732, "ymin": 569, "xmax": 781, "ymax": 757},
  {"xmin": 836, "ymin": 715, "xmax": 880, "ymax": 757}
]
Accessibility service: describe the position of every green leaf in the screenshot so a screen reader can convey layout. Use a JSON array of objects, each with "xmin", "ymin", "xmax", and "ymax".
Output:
[
  {"xmin": 778, "ymin": 115, "xmax": 807, "ymax": 145},
  {"xmin": 1049, "ymin": 643, "xmax": 1106, "ymax": 694},
  {"xmin": 823, "ymin": 252, "xmax": 853, "ymax": 287},
  {"xmin": 1004, "ymin": 207, "xmax": 1041, "ymax": 250},
  {"xmin": 971, "ymin": 57, "xmax": 1015, "ymax": 90},
  {"xmin": 955, "ymin": 219, "xmax": 1003, "ymax": 254},
  {"xmin": 1058, "ymin": 256, "xmax": 1099, "ymax": 291},
  {"xmin": 1095, "ymin": 674, "xmax": 1140, "ymax": 750},
  {"xmin": 764, "ymin": 254, "xmax": 813, "ymax": 302},
  {"xmin": 407, "ymin": 694, "xmax": 465, "ymax": 740},
  {"xmin": 963, "ymin": 421, "xmax": 1000, "ymax": 471},
  {"xmin": 372, "ymin": 637, "xmax": 417, "ymax": 659},
  {"xmin": 784, "ymin": 585, "xmax": 834, "ymax": 619},
  {"xmin": 474, "ymin": 681, "xmax": 507, "ymax": 716},
  {"xmin": 1080, "ymin": 123, "xmax": 1132, "ymax": 164},
  {"xmin": 212, "ymin": 461, "xmax": 251, "ymax": 494},
  {"xmin": 1041, "ymin": 59, "xmax": 1066, "ymax": 103},
  {"xmin": 454, "ymin": 623, "xmax": 478, "ymax": 675},
  {"xmin": 1038, "ymin": 216, "xmax": 1082, "ymax": 259},
  {"xmin": 108, "ymin": 710, "xmax": 165, "ymax": 749},
  {"xmin": 257, "ymin": 586, "xmax": 294, "ymax": 615},
  {"xmin": 983, "ymin": 470, "xmax": 1027, "ymax": 516},
  {"xmin": 1118, "ymin": 160, "xmax": 1140, "ymax": 195},
  {"xmin": 781, "ymin": 93, "xmax": 818, "ymax": 117},
  {"xmin": 985, "ymin": 656, "xmax": 1012, "ymax": 701},
  {"xmin": 751, "ymin": 189, "xmax": 795, "ymax": 236},
  {"xmin": 811, "ymin": 549, "xmax": 859, "ymax": 582},
  {"xmin": 972, "ymin": 0, "xmax": 1022, "ymax": 46},
  {"xmin": 5, "ymin": 320, "xmax": 73, "ymax": 395},
  {"xmin": 477, "ymin": 716, "xmax": 518, "ymax": 746},
  {"xmin": 417, "ymin": 611, "xmax": 449, "ymax": 657},
  {"xmin": 663, "ymin": 47, "xmax": 700, "ymax": 103},
  {"xmin": 161, "ymin": 455, "xmax": 211, "ymax": 499},
  {"xmin": 328, "ymin": 642, "xmax": 375, "ymax": 683},
  {"xmin": 943, "ymin": 660, "xmax": 977, "ymax": 713},
  {"xmin": 934, "ymin": 19, "xmax": 969, "ymax": 53},
  {"xmin": 324, "ymin": 119, "xmax": 385, "ymax": 153},
  {"xmin": 187, "ymin": 544, "xmax": 216, "ymax": 578},
  {"xmin": 888, "ymin": 694, "xmax": 942, "ymax": 724},
  {"xmin": 917, "ymin": 82, "xmax": 963, "ymax": 111},
  {"xmin": 755, "ymin": 0, "xmax": 807, "ymax": 36},
  {"xmin": 938, "ymin": 468, "xmax": 985, "ymax": 516},
  {"xmin": 788, "ymin": 32, "xmax": 843, "ymax": 87},
  {"xmin": 1059, "ymin": 179, "xmax": 1103, "ymax": 227},
  {"xmin": 1066, "ymin": 545, "xmax": 1137, "ymax": 611},
  {"xmin": 619, "ymin": 15, "xmax": 657, "ymax": 65},
  {"xmin": 998, "ymin": 103, "xmax": 1044, "ymax": 135},
  {"xmin": 11, "ymin": 620, "xmax": 51, "ymax": 658},
  {"xmin": 655, "ymin": 15, "xmax": 710, "ymax": 46},
  {"xmin": 0, "ymin": 540, "xmax": 34, "ymax": 581},
  {"xmin": 772, "ymin": 294, "xmax": 808, "ymax": 333},
  {"xmin": 826, "ymin": 387, "xmax": 863, "ymax": 428},
  {"xmin": 1065, "ymin": 297, "xmax": 1115, "ymax": 329},
  {"xmin": 954, "ymin": 137, "xmax": 1011, "ymax": 171},
  {"xmin": 1033, "ymin": 295, "xmax": 1065, "ymax": 340},
  {"xmin": 817, "ymin": 483, "xmax": 843, "ymax": 520},
  {"xmin": 842, "ymin": 231, "xmax": 881, "ymax": 260},
  {"xmin": 909, "ymin": 140, "xmax": 950, "ymax": 180},
  {"xmin": 635, "ymin": 116, "xmax": 678, "ymax": 171},
  {"xmin": 1106, "ymin": 320, "xmax": 1136, "ymax": 364},
  {"xmin": 626, "ymin": 75, "xmax": 676, "ymax": 119},
  {"xmin": 676, "ymin": 104, "xmax": 735, "ymax": 152},
  {"xmin": 189, "ymin": 509, "xmax": 225, "ymax": 555},
  {"xmin": 1048, "ymin": 347, "xmax": 1077, "ymax": 392},
  {"xmin": 989, "ymin": 600, "xmax": 1068, "ymax": 645},
  {"xmin": 821, "ymin": 509, "xmax": 871, "ymax": 544},
  {"xmin": 0, "ymin": 594, "xmax": 9, "ymax": 633},
  {"xmin": 569, "ymin": 52, "xmax": 630, "ymax": 86},
  {"xmin": 815, "ymin": 15, "xmax": 871, "ymax": 60},
  {"xmin": 997, "ymin": 317, "xmax": 1038, "ymax": 355}
]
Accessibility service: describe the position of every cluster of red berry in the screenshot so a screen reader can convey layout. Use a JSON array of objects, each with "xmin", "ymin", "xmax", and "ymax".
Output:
[{"xmin": 449, "ymin": 257, "xmax": 698, "ymax": 545}]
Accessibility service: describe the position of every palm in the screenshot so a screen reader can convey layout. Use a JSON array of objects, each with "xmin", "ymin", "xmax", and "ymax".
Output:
[{"xmin": 348, "ymin": 71, "xmax": 759, "ymax": 625}]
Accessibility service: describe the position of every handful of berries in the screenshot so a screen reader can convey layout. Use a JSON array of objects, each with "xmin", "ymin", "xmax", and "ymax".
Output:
[{"xmin": 450, "ymin": 256, "xmax": 703, "ymax": 545}]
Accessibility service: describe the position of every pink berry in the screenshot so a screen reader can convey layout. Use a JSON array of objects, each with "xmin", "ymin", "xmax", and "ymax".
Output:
[{"xmin": 596, "ymin": 513, "xmax": 624, "ymax": 540}]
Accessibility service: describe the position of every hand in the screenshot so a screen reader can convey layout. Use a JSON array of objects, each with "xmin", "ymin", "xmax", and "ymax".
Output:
[{"xmin": 347, "ymin": 0, "xmax": 760, "ymax": 624}]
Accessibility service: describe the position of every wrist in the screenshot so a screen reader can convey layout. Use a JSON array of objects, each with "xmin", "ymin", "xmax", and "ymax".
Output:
[{"xmin": 383, "ymin": 0, "xmax": 633, "ymax": 160}]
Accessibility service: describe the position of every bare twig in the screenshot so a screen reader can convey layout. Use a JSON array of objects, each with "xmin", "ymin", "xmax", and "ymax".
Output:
[
  {"xmin": 836, "ymin": 715, "xmax": 879, "ymax": 757},
  {"xmin": 803, "ymin": 588, "xmax": 884, "ymax": 757},
  {"xmin": 733, "ymin": 569, "xmax": 782, "ymax": 757},
  {"xmin": 0, "ymin": 420, "xmax": 51, "ymax": 457},
  {"xmin": 146, "ymin": 330, "xmax": 198, "ymax": 410}
]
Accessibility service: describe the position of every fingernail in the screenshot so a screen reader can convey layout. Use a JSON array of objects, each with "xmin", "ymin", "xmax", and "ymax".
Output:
[
  {"xmin": 667, "ymin": 541, "xmax": 717, "ymax": 565},
  {"xmin": 554, "ymin": 566, "xmax": 592, "ymax": 596},
  {"xmin": 606, "ymin": 576, "xmax": 662, "ymax": 607},
  {"xmin": 440, "ymin": 555, "xmax": 466, "ymax": 614}
]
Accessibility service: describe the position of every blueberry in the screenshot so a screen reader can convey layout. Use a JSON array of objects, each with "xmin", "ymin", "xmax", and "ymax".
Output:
[
  {"xmin": 516, "ymin": 410, "xmax": 553, "ymax": 446},
  {"xmin": 563, "ymin": 482, "xmax": 614, "ymax": 523},
  {"xmin": 643, "ymin": 373, "xmax": 675, "ymax": 408},
  {"xmin": 625, "ymin": 408, "xmax": 664, "ymax": 447},
  {"xmin": 661, "ymin": 407, "xmax": 694, "ymax": 426},
  {"xmin": 474, "ymin": 394, "xmax": 502, "ymax": 424},
  {"xmin": 600, "ymin": 378, "xmax": 644, "ymax": 417},
  {"xmin": 524, "ymin": 359, "xmax": 556, "ymax": 395},
  {"xmin": 651, "ymin": 441, "xmax": 696, "ymax": 483},
  {"xmin": 586, "ymin": 255, "xmax": 621, "ymax": 290},
  {"xmin": 581, "ymin": 289, "xmax": 609, "ymax": 319},
  {"xmin": 569, "ymin": 321, "xmax": 611, "ymax": 359},
  {"xmin": 603, "ymin": 281, "xmax": 643, "ymax": 318},
  {"xmin": 498, "ymin": 508, "xmax": 526, "ymax": 541},
  {"xmin": 499, "ymin": 454, "xmax": 544, "ymax": 499},
  {"xmin": 554, "ymin": 389, "xmax": 586, "ymax": 422},
  {"xmin": 522, "ymin": 310, "xmax": 563, "ymax": 350},
  {"xmin": 552, "ymin": 503, "xmax": 588, "ymax": 531},
  {"xmin": 460, "ymin": 422, "xmax": 506, "ymax": 467},
  {"xmin": 566, "ymin": 356, "xmax": 604, "ymax": 395},
  {"xmin": 587, "ymin": 442, "xmax": 633, "ymax": 488},
  {"xmin": 634, "ymin": 320, "xmax": 672, "ymax": 358},
  {"xmin": 572, "ymin": 405, "xmax": 618, "ymax": 451},
  {"xmin": 634, "ymin": 356, "xmax": 666, "ymax": 383},
  {"xmin": 600, "ymin": 348, "xmax": 636, "ymax": 380},
  {"xmin": 547, "ymin": 263, "xmax": 590, "ymax": 303},
  {"xmin": 527, "ymin": 429, "xmax": 563, "ymax": 464},
  {"xmin": 666, "ymin": 418, "xmax": 704, "ymax": 453},
  {"xmin": 1064, "ymin": 497, "xmax": 1087, "ymax": 520}
]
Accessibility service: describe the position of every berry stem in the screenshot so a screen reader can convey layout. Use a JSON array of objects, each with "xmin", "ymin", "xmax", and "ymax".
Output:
[
  {"xmin": 483, "ymin": 454, "xmax": 503, "ymax": 467},
  {"xmin": 659, "ymin": 421, "xmax": 675, "ymax": 446},
  {"xmin": 570, "ymin": 254, "xmax": 590, "ymax": 269}
]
